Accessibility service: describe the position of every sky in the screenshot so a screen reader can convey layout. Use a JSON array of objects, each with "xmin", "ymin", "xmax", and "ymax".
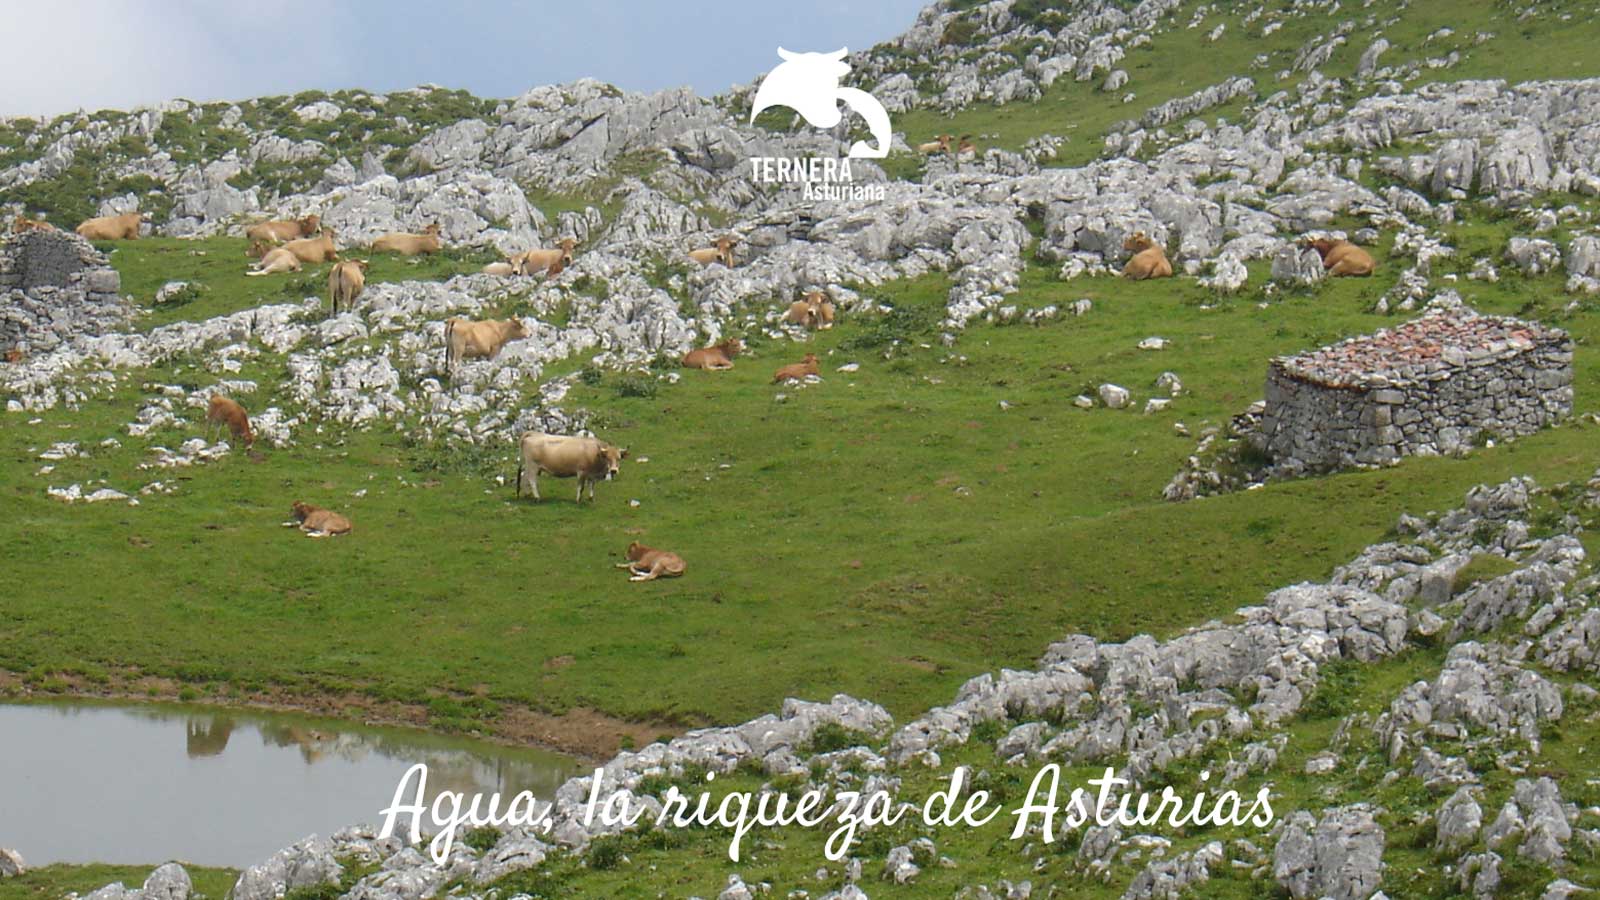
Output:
[{"xmin": 1, "ymin": 1, "xmax": 931, "ymax": 119}]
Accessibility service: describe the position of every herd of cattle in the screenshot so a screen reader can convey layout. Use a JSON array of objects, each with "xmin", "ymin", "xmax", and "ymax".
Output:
[{"xmin": 11, "ymin": 186, "xmax": 1382, "ymax": 573}]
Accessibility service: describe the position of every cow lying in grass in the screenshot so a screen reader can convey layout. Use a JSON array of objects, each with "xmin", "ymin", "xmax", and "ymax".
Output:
[
  {"xmin": 372, "ymin": 223, "xmax": 442, "ymax": 256},
  {"xmin": 281, "ymin": 230, "xmax": 339, "ymax": 264},
  {"xmin": 516, "ymin": 432, "xmax": 627, "ymax": 503},
  {"xmin": 682, "ymin": 338, "xmax": 743, "ymax": 370},
  {"xmin": 1121, "ymin": 231, "xmax": 1173, "ymax": 280},
  {"xmin": 515, "ymin": 237, "xmax": 576, "ymax": 272},
  {"xmin": 785, "ymin": 291, "xmax": 836, "ymax": 330},
  {"xmin": 246, "ymin": 247, "xmax": 302, "ymax": 276},
  {"xmin": 1306, "ymin": 237, "xmax": 1375, "ymax": 276},
  {"xmin": 772, "ymin": 352, "xmax": 820, "ymax": 383},
  {"xmin": 286, "ymin": 502, "xmax": 352, "ymax": 537},
  {"xmin": 246, "ymin": 214, "xmax": 320, "ymax": 244},
  {"xmin": 76, "ymin": 212, "xmax": 143, "ymax": 241},
  {"xmin": 616, "ymin": 542, "xmax": 685, "ymax": 582}
]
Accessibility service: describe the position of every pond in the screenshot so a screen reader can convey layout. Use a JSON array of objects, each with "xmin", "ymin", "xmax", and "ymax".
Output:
[{"xmin": 0, "ymin": 701, "xmax": 586, "ymax": 869}]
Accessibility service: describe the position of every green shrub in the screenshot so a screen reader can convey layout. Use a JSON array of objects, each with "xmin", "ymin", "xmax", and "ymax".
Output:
[{"xmin": 615, "ymin": 375, "xmax": 658, "ymax": 399}]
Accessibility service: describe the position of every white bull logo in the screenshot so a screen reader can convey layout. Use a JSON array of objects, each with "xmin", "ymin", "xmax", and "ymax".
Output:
[{"xmin": 750, "ymin": 47, "xmax": 891, "ymax": 159}]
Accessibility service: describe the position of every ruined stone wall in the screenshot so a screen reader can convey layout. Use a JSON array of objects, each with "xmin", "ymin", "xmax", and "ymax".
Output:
[
  {"xmin": 0, "ymin": 230, "xmax": 130, "ymax": 353},
  {"xmin": 1259, "ymin": 315, "xmax": 1573, "ymax": 475}
]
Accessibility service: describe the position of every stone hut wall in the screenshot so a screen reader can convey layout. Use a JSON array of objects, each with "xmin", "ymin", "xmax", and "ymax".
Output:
[
  {"xmin": 1258, "ymin": 309, "xmax": 1574, "ymax": 475},
  {"xmin": 0, "ymin": 230, "xmax": 130, "ymax": 354}
]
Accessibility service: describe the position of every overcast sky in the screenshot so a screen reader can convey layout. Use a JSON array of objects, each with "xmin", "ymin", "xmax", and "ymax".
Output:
[{"xmin": 1, "ymin": 1, "xmax": 930, "ymax": 119}]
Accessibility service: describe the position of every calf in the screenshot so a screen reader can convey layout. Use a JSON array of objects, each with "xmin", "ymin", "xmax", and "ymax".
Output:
[
  {"xmin": 288, "ymin": 501, "xmax": 352, "ymax": 537},
  {"xmin": 372, "ymin": 223, "xmax": 442, "ymax": 255},
  {"xmin": 785, "ymin": 294, "xmax": 821, "ymax": 329},
  {"xmin": 616, "ymin": 542, "xmax": 686, "ymax": 582},
  {"xmin": 75, "ymin": 212, "xmax": 143, "ymax": 241},
  {"xmin": 246, "ymin": 214, "xmax": 320, "ymax": 244},
  {"xmin": 516, "ymin": 237, "xmax": 577, "ymax": 272},
  {"xmin": 688, "ymin": 236, "xmax": 737, "ymax": 267},
  {"xmin": 205, "ymin": 395, "xmax": 254, "ymax": 447},
  {"xmin": 444, "ymin": 317, "xmax": 528, "ymax": 373},
  {"xmin": 12, "ymin": 216, "xmax": 53, "ymax": 234},
  {"xmin": 1306, "ymin": 237, "xmax": 1375, "ymax": 276},
  {"xmin": 681, "ymin": 338, "xmax": 743, "ymax": 370},
  {"xmin": 772, "ymin": 352, "xmax": 820, "ymax": 383},
  {"xmin": 1121, "ymin": 231, "xmax": 1173, "ymax": 280},
  {"xmin": 516, "ymin": 432, "xmax": 627, "ymax": 503},
  {"xmin": 328, "ymin": 259, "xmax": 369, "ymax": 315},
  {"xmin": 246, "ymin": 247, "xmax": 302, "ymax": 276},
  {"xmin": 916, "ymin": 134, "xmax": 952, "ymax": 154}
]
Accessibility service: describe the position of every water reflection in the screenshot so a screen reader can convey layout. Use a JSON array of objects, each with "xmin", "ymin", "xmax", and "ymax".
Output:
[{"xmin": 0, "ymin": 701, "xmax": 584, "ymax": 868}]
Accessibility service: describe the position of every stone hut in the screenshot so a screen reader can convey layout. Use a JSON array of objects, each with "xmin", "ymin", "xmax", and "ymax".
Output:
[
  {"xmin": 0, "ymin": 229, "xmax": 130, "ymax": 354},
  {"xmin": 1258, "ymin": 307, "xmax": 1573, "ymax": 474}
]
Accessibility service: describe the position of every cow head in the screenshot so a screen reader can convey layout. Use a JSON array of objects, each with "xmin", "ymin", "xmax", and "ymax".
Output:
[
  {"xmin": 1304, "ymin": 237, "xmax": 1336, "ymax": 259},
  {"xmin": 505, "ymin": 319, "xmax": 530, "ymax": 341},
  {"xmin": 290, "ymin": 501, "xmax": 313, "ymax": 522},
  {"xmin": 247, "ymin": 239, "xmax": 270, "ymax": 258},
  {"xmin": 301, "ymin": 213, "xmax": 321, "ymax": 234},
  {"xmin": 423, "ymin": 222, "xmax": 442, "ymax": 237},
  {"xmin": 598, "ymin": 444, "xmax": 627, "ymax": 480},
  {"xmin": 558, "ymin": 237, "xmax": 577, "ymax": 264},
  {"xmin": 717, "ymin": 236, "xmax": 738, "ymax": 267},
  {"xmin": 719, "ymin": 337, "xmax": 744, "ymax": 357},
  {"xmin": 1122, "ymin": 231, "xmax": 1156, "ymax": 253},
  {"xmin": 802, "ymin": 353, "xmax": 819, "ymax": 365},
  {"xmin": 625, "ymin": 541, "xmax": 649, "ymax": 561}
]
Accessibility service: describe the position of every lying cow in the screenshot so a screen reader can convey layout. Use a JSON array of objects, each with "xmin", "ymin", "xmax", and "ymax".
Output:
[
  {"xmin": 516, "ymin": 237, "xmax": 576, "ymax": 272},
  {"xmin": 12, "ymin": 216, "xmax": 54, "ymax": 234},
  {"xmin": 372, "ymin": 223, "xmax": 442, "ymax": 256},
  {"xmin": 246, "ymin": 214, "xmax": 320, "ymax": 244},
  {"xmin": 682, "ymin": 338, "xmax": 743, "ymax": 371},
  {"xmin": 772, "ymin": 352, "xmax": 820, "ymax": 383},
  {"xmin": 246, "ymin": 247, "xmax": 302, "ymax": 276},
  {"xmin": 516, "ymin": 432, "xmax": 627, "ymax": 503},
  {"xmin": 281, "ymin": 229, "xmax": 339, "ymax": 264},
  {"xmin": 1306, "ymin": 237, "xmax": 1375, "ymax": 276},
  {"xmin": 328, "ymin": 259, "xmax": 369, "ymax": 315},
  {"xmin": 784, "ymin": 291, "xmax": 836, "ymax": 330},
  {"xmin": 286, "ymin": 501, "xmax": 352, "ymax": 537},
  {"xmin": 1122, "ymin": 231, "xmax": 1173, "ymax": 280},
  {"xmin": 616, "ymin": 542, "xmax": 685, "ymax": 582},
  {"xmin": 205, "ymin": 395, "xmax": 254, "ymax": 447},
  {"xmin": 444, "ymin": 317, "xmax": 528, "ymax": 373},
  {"xmin": 76, "ymin": 212, "xmax": 143, "ymax": 241},
  {"xmin": 688, "ymin": 236, "xmax": 737, "ymax": 267},
  {"xmin": 916, "ymin": 134, "xmax": 952, "ymax": 155}
]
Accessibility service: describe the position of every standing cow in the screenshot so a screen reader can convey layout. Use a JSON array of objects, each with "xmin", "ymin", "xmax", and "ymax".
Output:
[
  {"xmin": 515, "ymin": 433, "xmax": 628, "ymax": 503},
  {"xmin": 444, "ymin": 318, "xmax": 528, "ymax": 374}
]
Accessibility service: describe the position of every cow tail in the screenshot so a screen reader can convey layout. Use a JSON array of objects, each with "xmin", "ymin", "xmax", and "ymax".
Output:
[{"xmin": 515, "ymin": 453, "xmax": 523, "ymax": 498}]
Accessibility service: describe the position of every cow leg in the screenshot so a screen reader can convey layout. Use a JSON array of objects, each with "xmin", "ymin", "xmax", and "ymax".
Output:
[
  {"xmin": 629, "ymin": 563, "xmax": 661, "ymax": 582},
  {"xmin": 576, "ymin": 478, "xmax": 586, "ymax": 504},
  {"xmin": 529, "ymin": 473, "xmax": 541, "ymax": 502}
]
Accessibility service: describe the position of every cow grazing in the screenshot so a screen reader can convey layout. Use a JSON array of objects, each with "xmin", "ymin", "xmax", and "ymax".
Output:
[
  {"xmin": 12, "ymin": 216, "xmax": 54, "ymax": 234},
  {"xmin": 916, "ymin": 134, "xmax": 952, "ymax": 155},
  {"xmin": 682, "ymin": 338, "xmax": 743, "ymax": 370},
  {"xmin": 75, "ymin": 212, "xmax": 143, "ymax": 241},
  {"xmin": 772, "ymin": 352, "xmax": 820, "ymax": 383},
  {"xmin": 281, "ymin": 229, "xmax": 339, "ymax": 264},
  {"xmin": 616, "ymin": 542, "xmax": 686, "ymax": 582},
  {"xmin": 246, "ymin": 247, "xmax": 302, "ymax": 276},
  {"xmin": 372, "ymin": 222, "xmax": 442, "ymax": 256},
  {"xmin": 328, "ymin": 259, "xmax": 369, "ymax": 315},
  {"xmin": 516, "ymin": 432, "xmax": 628, "ymax": 503},
  {"xmin": 1122, "ymin": 231, "xmax": 1173, "ymax": 280},
  {"xmin": 516, "ymin": 237, "xmax": 577, "ymax": 272},
  {"xmin": 688, "ymin": 236, "xmax": 737, "ymax": 267},
  {"xmin": 1306, "ymin": 237, "xmax": 1375, "ymax": 276},
  {"xmin": 444, "ymin": 317, "xmax": 528, "ymax": 373},
  {"xmin": 288, "ymin": 501, "xmax": 352, "ymax": 537},
  {"xmin": 246, "ymin": 214, "xmax": 320, "ymax": 244},
  {"xmin": 205, "ymin": 395, "xmax": 254, "ymax": 447}
]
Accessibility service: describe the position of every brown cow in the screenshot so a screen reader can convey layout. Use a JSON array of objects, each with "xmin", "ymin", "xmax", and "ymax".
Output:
[
  {"xmin": 481, "ymin": 260, "xmax": 521, "ymax": 276},
  {"xmin": 444, "ymin": 317, "xmax": 528, "ymax": 372},
  {"xmin": 246, "ymin": 238, "xmax": 273, "ymax": 259},
  {"xmin": 785, "ymin": 295, "xmax": 821, "ymax": 329},
  {"xmin": 12, "ymin": 216, "xmax": 54, "ymax": 234},
  {"xmin": 515, "ymin": 432, "xmax": 627, "ymax": 503},
  {"xmin": 288, "ymin": 501, "xmax": 352, "ymax": 537},
  {"xmin": 246, "ymin": 247, "xmax": 303, "ymax": 276},
  {"xmin": 688, "ymin": 236, "xmax": 737, "ymax": 267},
  {"xmin": 76, "ymin": 212, "xmax": 143, "ymax": 241},
  {"xmin": 372, "ymin": 223, "xmax": 442, "ymax": 256},
  {"xmin": 772, "ymin": 352, "xmax": 820, "ymax": 383},
  {"xmin": 1122, "ymin": 231, "xmax": 1173, "ymax": 280},
  {"xmin": 281, "ymin": 229, "xmax": 339, "ymax": 264},
  {"xmin": 916, "ymin": 134, "xmax": 952, "ymax": 155},
  {"xmin": 245, "ymin": 214, "xmax": 320, "ymax": 244},
  {"xmin": 516, "ymin": 237, "xmax": 577, "ymax": 272},
  {"xmin": 328, "ymin": 259, "xmax": 369, "ymax": 315},
  {"xmin": 681, "ymin": 338, "xmax": 743, "ymax": 371},
  {"xmin": 616, "ymin": 542, "xmax": 686, "ymax": 582},
  {"xmin": 1306, "ymin": 237, "xmax": 1375, "ymax": 276},
  {"xmin": 956, "ymin": 134, "xmax": 977, "ymax": 161},
  {"xmin": 205, "ymin": 395, "xmax": 254, "ymax": 447}
]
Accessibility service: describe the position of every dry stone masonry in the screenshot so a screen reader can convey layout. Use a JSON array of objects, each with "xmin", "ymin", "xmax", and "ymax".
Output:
[
  {"xmin": 0, "ymin": 230, "xmax": 130, "ymax": 354},
  {"xmin": 1258, "ymin": 307, "xmax": 1573, "ymax": 475}
]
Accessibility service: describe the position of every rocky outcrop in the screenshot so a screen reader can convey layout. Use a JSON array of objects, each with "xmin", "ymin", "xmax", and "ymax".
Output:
[{"xmin": 0, "ymin": 229, "xmax": 130, "ymax": 354}]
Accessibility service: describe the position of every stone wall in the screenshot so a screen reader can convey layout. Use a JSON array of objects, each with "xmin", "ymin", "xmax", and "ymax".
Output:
[
  {"xmin": 0, "ymin": 230, "xmax": 130, "ymax": 354},
  {"xmin": 1258, "ymin": 307, "xmax": 1573, "ymax": 474}
]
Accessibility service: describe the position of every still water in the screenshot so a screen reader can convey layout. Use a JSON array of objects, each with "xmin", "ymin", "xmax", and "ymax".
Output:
[{"xmin": 0, "ymin": 701, "xmax": 586, "ymax": 868}]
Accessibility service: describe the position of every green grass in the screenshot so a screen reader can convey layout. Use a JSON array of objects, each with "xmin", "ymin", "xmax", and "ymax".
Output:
[
  {"xmin": 3, "ymin": 234, "xmax": 1597, "ymax": 744},
  {"xmin": 0, "ymin": 864, "xmax": 237, "ymax": 900}
]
